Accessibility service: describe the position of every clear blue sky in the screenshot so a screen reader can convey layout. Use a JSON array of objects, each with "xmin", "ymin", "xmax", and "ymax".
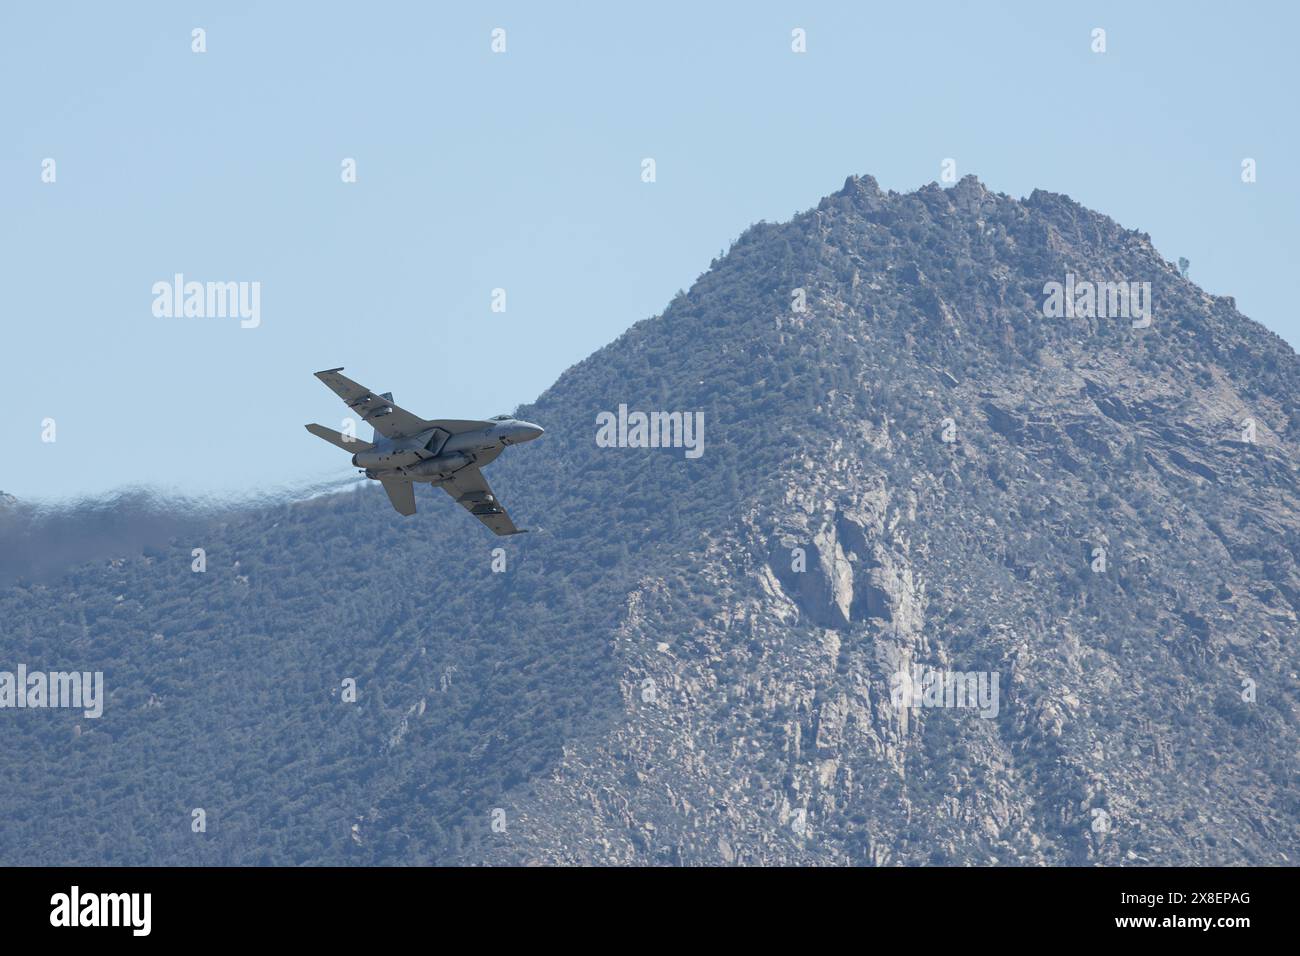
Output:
[{"xmin": 3, "ymin": 1, "xmax": 1296, "ymax": 501}]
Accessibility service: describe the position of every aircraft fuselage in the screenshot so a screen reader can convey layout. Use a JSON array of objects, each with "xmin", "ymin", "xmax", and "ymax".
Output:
[{"xmin": 354, "ymin": 418, "xmax": 543, "ymax": 485}]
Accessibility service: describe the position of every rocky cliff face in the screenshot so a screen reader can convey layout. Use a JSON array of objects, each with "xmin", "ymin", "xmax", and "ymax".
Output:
[
  {"xmin": 2, "ymin": 175, "xmax": 1296, "ymax": 866},
  {"xmin": 470, "ymin": 174, "xmax": 1299, "ymax": 865}
]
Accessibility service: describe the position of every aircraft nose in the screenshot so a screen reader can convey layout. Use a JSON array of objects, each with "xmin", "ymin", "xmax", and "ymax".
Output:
[{"xmin": 518, "ymin": 422, "xmax": 544, "ymax": 442}]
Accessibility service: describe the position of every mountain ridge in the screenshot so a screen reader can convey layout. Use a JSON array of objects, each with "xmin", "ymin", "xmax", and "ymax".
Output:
[{"xmin": 2, "ymin": 172, "xmax": 1296, "ymax": 866}]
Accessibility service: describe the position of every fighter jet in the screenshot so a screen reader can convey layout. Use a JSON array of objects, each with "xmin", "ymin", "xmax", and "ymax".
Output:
[{"xmin": 305, "ymin": 368, "xmax": 543, "ymax": 533}]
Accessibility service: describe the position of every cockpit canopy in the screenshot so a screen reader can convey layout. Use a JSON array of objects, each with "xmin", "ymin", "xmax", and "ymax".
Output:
[{"xmin": 489, "ymin": 414, "xmax": 512, "ymax": 421}]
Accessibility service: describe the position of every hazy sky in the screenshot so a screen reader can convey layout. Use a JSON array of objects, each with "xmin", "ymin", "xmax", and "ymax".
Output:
[{"xmin": 3, "ymin": 1, "xmax": 1296, "ymax": 501}]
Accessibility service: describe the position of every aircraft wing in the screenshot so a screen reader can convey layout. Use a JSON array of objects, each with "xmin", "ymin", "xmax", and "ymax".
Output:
[
  {"xmin": 380, "ymin": 478, "xmax": 417, "ymax": 516},
  {"xmin": 313, "ymin": 368, "xmax": 431, "ymax": 441},
  {"xmin": 439, "ymin": 465, "xmax": 524, "ymax": 535}
]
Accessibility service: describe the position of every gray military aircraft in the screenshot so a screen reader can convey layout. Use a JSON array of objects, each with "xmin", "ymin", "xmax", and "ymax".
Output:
[{"xmin": 305, "ymin": 368, "xmax": 542, "ymax": 534}]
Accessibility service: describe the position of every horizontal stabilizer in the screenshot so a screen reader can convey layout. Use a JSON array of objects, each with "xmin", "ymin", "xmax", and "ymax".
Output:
[
  {"xmin": 305, "ymin": 423, "xmax": 375, "ymax": 453},
  {"xmin": 381, "ymin": 478, "xmax": 417, "ymax": 516}
]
